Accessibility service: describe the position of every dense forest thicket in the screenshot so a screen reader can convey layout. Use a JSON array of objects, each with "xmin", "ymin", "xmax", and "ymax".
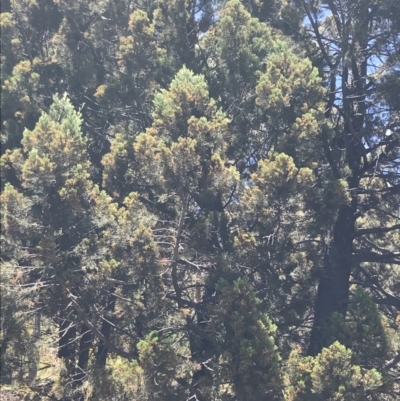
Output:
[{"xmin": 1, "ymin": 0, "xmax": 399, "ymax": 400}]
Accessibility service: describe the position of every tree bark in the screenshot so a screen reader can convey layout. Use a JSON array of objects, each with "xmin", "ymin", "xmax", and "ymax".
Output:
[
  {"xmin": 187, "ymin": 287, "xmax": 214, "ymax": 401},
  {"xmin": 27, "ymin": 301, "xmax": 41, "ymax": 383},
  {"xmin": 75, "ymin": 324, "xmax": 92, "ymax": 385},
  {"xmin": 96, "ymin": 288, "xmax": 116, "ymax": 367},
  {"xmin": 58, "ymin": 319, "xmax": 76, "ymax": 359},
  {"xmin": 308, "ymin": 205, "xmax": 356, "ymax": 356},
  {"xmin": 0, "ymin": 337, "xmax": 11, "ymax": 384}
]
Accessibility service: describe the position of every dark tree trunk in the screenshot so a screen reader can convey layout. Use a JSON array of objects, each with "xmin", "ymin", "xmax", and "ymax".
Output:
[
  {"xmin": 308, "ymin": 204, "xmax": 356, "ymax": 356},
  {"xmin": 58, "ymin": 319, "xmax": 77, "ymax": 359},
  {"xmin": 185, "ymin": 0, "xmax": 198, "ymax": 71},
  {"xmin": 75, "ymin": 324, "xmax": 92, "ymax": 384},
  {"xmin": 72, "ymin": 324, "xmax": 93, "ymax": 401},
  {"xmin": 96, "ymin": 288, "xmax": 116, "ymax": 367},
  {"xmin": 0, "ymin": 337, "xmax": 11, "ymax": 384},
  {"xmin": 187, "ymin": 287, "xmax": 214, "ymax": 401},
  {"xmin": 58, "ymin": 318, "xmax": 77, "ymax": 388},
  {"xmin": 27, "ymin": 303, "xmax": 41, "ymax": 383}
]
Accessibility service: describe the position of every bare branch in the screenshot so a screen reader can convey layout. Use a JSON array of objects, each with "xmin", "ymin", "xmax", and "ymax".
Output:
[
  {"xmin": 353, "ymin": 250, "xmax": 400, "ymax": 264},
  {"xmin": 354, "ymin": 224, "xmax": 400, "ymax": 238},
  {"xmin": 66, "ymin": 291, "xmax": 135, "ymax": 361}
]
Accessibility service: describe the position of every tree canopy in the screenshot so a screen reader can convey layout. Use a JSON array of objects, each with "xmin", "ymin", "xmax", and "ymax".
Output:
[{"xmin": 1, "ymin": 0, "xmax": 399, "ymax": 400}]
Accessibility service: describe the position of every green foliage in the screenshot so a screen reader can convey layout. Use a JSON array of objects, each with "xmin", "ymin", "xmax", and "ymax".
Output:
[
  {"xmin": 256, "ymin": 47, "xmax": 324, "ymax": 164},
  {"xmin": 210, "ymin": 277, "xmax": 282, "ymax": 400},
  {"xmin": 324, "ymin": 288, "xmax": 389, "ymax": 369},
  {"xmin": 1, "ymin": 0, "xmax": 399, "ymax": 400},
  {"xmin": 134, "ymin": 67, "xmax": 238, "ymax": 205},
  {"xmin": 0, "ymin": 262, "xmax": 32, "ymax": 384},
  {"xmin": 284, "ymin": 342, "xmax": 382, "ymax": 401}
]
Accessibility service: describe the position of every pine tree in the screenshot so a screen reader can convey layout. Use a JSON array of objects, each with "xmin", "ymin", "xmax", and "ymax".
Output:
[
  {"xmin": 1, "ymin": 0, "xmax": 399, "ymax": 400},
  {"xmin": 289, "ymin": 0, "xmax": 400, "ymax": 362}
]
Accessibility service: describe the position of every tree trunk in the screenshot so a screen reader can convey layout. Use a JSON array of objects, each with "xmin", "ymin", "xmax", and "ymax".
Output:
[
  {"xmin": 0, "ymin": 337, "xmax": 11, "ymax": 384},
  {"xmin": 75, "ymin": 324, "xmax": 92, "ymax": 385},
  {"xmin": 73, "ymin": 324, "xmax": 93, "ymax": 401},
  {"xmin": 96, "ymin": 288, "xmax": 116, "ymax": 367},
  {"xmin": 308, "ymin": 204, "xmax": 356, "ymax": 356},
  {"xmin": 187, "ymin": 287, "xmax": 214, "ymax": 401},
  {"xmin": 58, "ymin": 319, "xmax": 77, "ymax": 359},
  {"xmin": 27, "ymin": 303, "xmax": 41, "ymax": 383}
]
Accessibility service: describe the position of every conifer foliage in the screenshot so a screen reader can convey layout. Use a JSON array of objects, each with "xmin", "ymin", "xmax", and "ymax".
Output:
[{"xmin": 1, "ymin": 0, "xmax": 399, "ymax": 400}]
